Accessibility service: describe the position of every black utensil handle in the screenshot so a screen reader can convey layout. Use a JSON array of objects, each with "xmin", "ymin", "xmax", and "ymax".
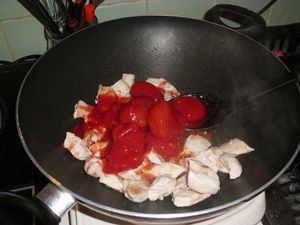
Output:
[
  {"xmin": 0, "ymin": 191, "xmax": 60, "ymax": 225},
  {"xmin": 204, "ymin": 4, "xmax": 266, "ymax": 39}
]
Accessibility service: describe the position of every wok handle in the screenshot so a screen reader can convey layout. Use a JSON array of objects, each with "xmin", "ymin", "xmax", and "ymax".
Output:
[
  {"xmin": 204, "ymin": 4, "xmax": 266, "ymax": 39},
  {"xmin": 0, "ymin": 191, "xmax": 60, "ymax": 225},
  {"xmin": 0, "ymin": 183, "xmax": 76, "ymax": 225},
  {"xmin": 35, "ymin": 182, "xmax": 76, "ymax": 221}
]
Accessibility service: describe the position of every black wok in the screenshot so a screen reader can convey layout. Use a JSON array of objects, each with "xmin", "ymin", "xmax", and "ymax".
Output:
[{"xmin": 15, "ymin": 16, "xmax": 300, "ymax": 224}]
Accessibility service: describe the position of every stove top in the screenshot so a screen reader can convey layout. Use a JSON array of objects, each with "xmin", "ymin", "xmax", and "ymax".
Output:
[
  {"xmin": 0, "ymin": 56, "xmax": 47, "ymax": 191},
  {"xmin": 0, "ymin": 57, "xmax": 47, "ymax": 225}
]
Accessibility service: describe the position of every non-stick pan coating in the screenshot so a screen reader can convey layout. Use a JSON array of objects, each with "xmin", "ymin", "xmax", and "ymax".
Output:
[{"xmin": 17, "ymin": 16, "xmax": 300, "ymax": 220}]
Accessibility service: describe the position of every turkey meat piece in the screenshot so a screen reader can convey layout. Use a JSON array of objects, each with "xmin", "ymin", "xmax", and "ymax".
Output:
[
  {"xmin": 145, "ymin": 162, "xmax": 187, "ymax": 179},
  {"xmin": 146, "ymin": 150, "xmax": 164, "ymax": 165},
  {"xmin": 121, "ymin": 73, "xmax": 135, "ymax": 87},
  {"xmin": 124, "ymin": 180, "xmax": 149, "ymax": 203},
  {"xmin": 182, "ymin": 135, "xmax": 211, "ymax": 157},
  {"xmin": 148, "ymin": 175, "xmax": 176, "ymax": 201},
  {"xmin": 218, "ymin": 138, "xmax": 254, "ymax": 155},
  {"xmin": 84, "ymin": 157, "xmax": 103, "ymax": 178},
  {"xmin": 220, "ymin": 154, "xmax": 243, "ymax": 179},
  {"xmin": 193, "ymin": 146, "xmax": 232, "ymax": 173},
  {"xmin": 99, "ymin": 173, "xmax": 124, "ymax": 192},
  {"xmin": 73, "ymin": 100, "xmax": 94, "ymax": 122},
  {"xmin": 63, "ymin": 132, "xmax": 90, "ymax": 160},
  {"xmin": 146, "ymin": 78, "xmax": 180, "ymax": 101},
  {"xmin": 187, "ymin": 159, "xmax": 220, "ymax": 195},
  {"xmin": 172, "ymin": 189, "xmax": 211, "ymax": 207}
]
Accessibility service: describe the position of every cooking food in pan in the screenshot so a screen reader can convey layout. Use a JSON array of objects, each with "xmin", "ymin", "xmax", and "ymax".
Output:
[
  {"xmin": 63, "ymin": 73, "xmax": 254, "ymax": 207},
  {"xmin": 16, "ymin": 17, "xmax": 300, "ymax": 223}
]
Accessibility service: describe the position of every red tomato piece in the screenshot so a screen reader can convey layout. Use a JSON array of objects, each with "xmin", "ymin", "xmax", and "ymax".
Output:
[
  {"xmin": 148, "ymin": 101, "xmax": 185, "ymax": 139},
  {"xmin": 72, "ymin": 122, "xmax": 92, "ymax": 138},
  {"xmin": 171, "ymin": 96, "xmax": 207, "ymax": 128},
  {"xmin": 147, "ymin": 134, "xmax": 183, "ymax": 160},
  {"xmin": 72, "ymin": 107, "xmax": 102, "ymax": 138},
  {"xmin": 103, "ymin": 123, "xmax": 147, "ymax": 174},
  {"xmin": 96, "ymin": 91, "xmax": 119, "ymax": 113},
  {"xmin": 101, "ymin": 103, "xmax": 121, "ymax": 129},
  {"xmin": 86, "ymin": 107, "xmax": 102, "ymax": 125},
  {"xmin": 119, "ymin": 96, "xmax": 130, "ymax": 104},
  {"xmin": 131, "ymin": 81, "xmax": 164, "ymax": 102},
  {"xmin": 119, "ymin": 96, "xmax": 155, "ymax": 130}
]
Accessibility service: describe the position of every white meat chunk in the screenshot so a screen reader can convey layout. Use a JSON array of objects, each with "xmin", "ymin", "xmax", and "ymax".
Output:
[
  {"xmin": 178, "ymin": 158, "xmax": 189, "ymax": 169},
  {"xmin": 97, "ymin": 84, "xmax": 113, "ymax": 96},
  {"xmin": 147, "ymin": 162, "xmax": 187, "ymax": 179},
  {"xmin": 210, "ymin": 146, "xmax": 224, "ymax": 156},
  {"xmin": 63, "ymin": 132, "xmax": 90, "ymax": 160},
  {"xmin": 83, "ymin": 126, "xmax": 106, "ymax": 146},
  {"xmin": 146, "ymin": 78, "xmax": 180, "ymax": 101},
  {"xmin": 187, "ymin": 160, "xmax": 220, "ymax": 194},
  {"xmin": 147, "ymin": 150, "xmax": 164, "ymax": 165},
  {"xmin": 124, "ymin": 180, "xmax": 149, "ymax": 203},
  {"xmin": 84, "ymin": 157, "xmax": 103, "ymax": 178},
  {"xmin": 96, "ymin": 85, "xmax": 115, "ymax": 103},
  {"xmin": 111, "ymin": 79, "xmax": 131, "ymax": 97},
  {"xmin": 119, "ymin": 169, "xmax": 141, "ymax": 181},
  {"xmin": 99, "ymin": 174, "xmax": 123, "ymax": 192},
  {"xmin": 187, "ymin": 159, "xmax": 207, "ymax": 172},
  {"xmin": 122, "ymin": 73, "xmax": 135, "ymax": 87},
  {"xmin": 148, "ymin": 175, "xmax": 176, "ymax": 201},
  {"xmin": 209, "ymin": 147, "xmax": 229, "ymax": 173},
  {"xmin": 175, "ymin": 174, "xmax": 188, "ymax": 190},
  {"xmin": 89, "ymin": 141, "xmax": 109, "ymax": 158},
  {"xmin": 182, "ymin": 135, "xmax": 211, "ymax": 156},
  {"xmin": 218, "ymin": 138, "xmax": 254, "ymax": 155},
  {"xmin": 194, "ymin": 148, "xmax": 222, "ymax": 173},
  {"xmin": 73, "ymin": 100, "xmax": 94, "ymax": 122},
  {"xmin": 220, "ymin": 154, "xmax": 242, "ymax": 179},
  {"xmin": 82, "ymin": 130, "xmax": 99, "ymax": 146},
  {"xmin": 172, "ymin": 189, "xmax": 211, "ymax": 207}
]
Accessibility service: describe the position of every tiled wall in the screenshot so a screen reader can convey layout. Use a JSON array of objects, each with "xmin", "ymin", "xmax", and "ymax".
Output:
[{"xmin": 1, "ymin": 0, "xmax": 300, "ymax": 61}]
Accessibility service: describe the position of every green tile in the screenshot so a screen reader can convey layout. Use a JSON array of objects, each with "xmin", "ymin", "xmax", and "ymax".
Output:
[
  {"xmin": 268, "ymin": 0, "xmax": 300, "ymax": 25},
  {"xmin": 0, "ymin": 0, "xmax": 31, "ymax": 20},
  {"xmin": 2, "ymin": 18, "xmax": 46, "ymax": 60},
  {"xmin": 0, "ymin": 30, "xmax": 11, "ymax": 61},
  {"xmin": 148, "ymin": 0, "xmax": 214, "ymax": 20},
  {"xmin": 96, "ymin": 1, "xmax": 147, "ymax": 23},
  {"xmin": 102, "ymin": 0, "xmax": 132, "ymax": 5}
]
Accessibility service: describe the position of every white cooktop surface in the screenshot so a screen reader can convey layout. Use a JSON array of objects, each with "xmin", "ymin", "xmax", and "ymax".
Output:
[{"xmin": 61, "ymin": 192, "xmax": 266, "ymax": 225}]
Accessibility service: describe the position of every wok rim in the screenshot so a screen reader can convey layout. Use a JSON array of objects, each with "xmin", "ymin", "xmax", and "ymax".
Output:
[{"xmin": 15, "ymin": 15, "xmax": 300, "ymax": 220}]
